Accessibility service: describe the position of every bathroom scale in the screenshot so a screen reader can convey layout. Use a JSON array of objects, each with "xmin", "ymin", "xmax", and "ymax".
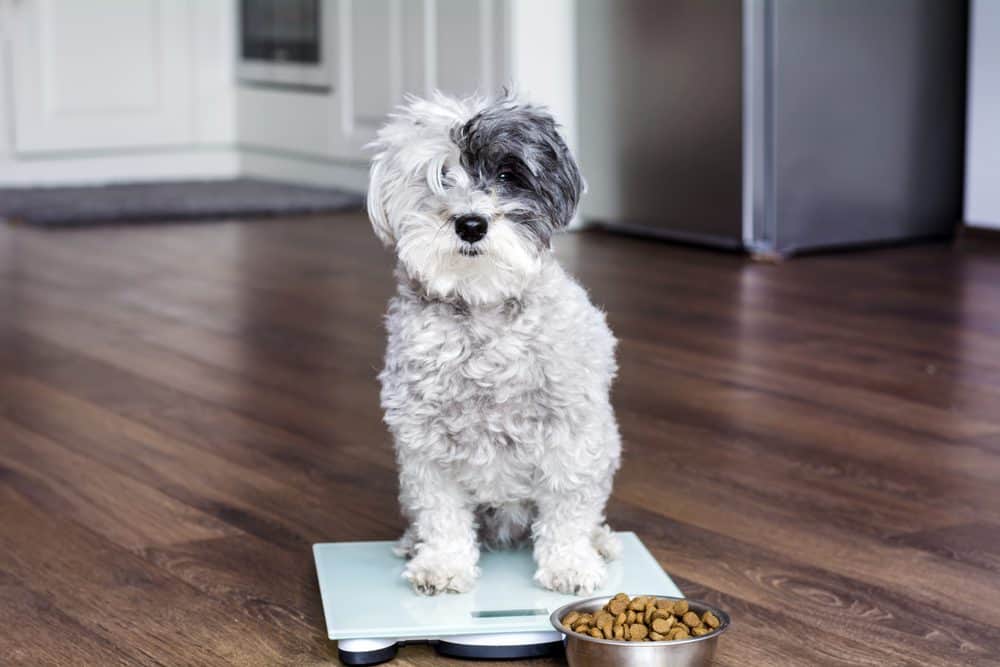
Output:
[{"xmin": 313, "ymin": 531, "xmax": 682, "ymax": 665}]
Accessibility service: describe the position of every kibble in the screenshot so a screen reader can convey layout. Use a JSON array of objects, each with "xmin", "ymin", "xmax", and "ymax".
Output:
[
  {"xmin": 560, "ymin": 594, "xmax": 723, "ymax": 643},
  {"xmin": 651, "ymin": 617, "xmax": 673, "ymax": 634},
  {"xmin": 629, "ymin": 623, "xmax": 648, "ymax": 640},
  {"xmin": 608, "ymin": 597, "xmax": 629, "ymax": 615}
]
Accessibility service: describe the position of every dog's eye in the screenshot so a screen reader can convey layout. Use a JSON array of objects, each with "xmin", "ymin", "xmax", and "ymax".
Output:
[{"xmin": 496, "ymin": 159, "xmax": 526, "ymax": 187}]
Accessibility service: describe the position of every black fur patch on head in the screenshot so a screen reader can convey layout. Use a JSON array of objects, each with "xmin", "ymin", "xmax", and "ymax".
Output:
[{"xmin": 451, "ymin": 98, "xmax": 583, "ymax": 244}]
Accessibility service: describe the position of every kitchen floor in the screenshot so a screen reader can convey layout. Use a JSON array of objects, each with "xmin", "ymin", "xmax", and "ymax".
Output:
[{"xmin": 1, "ymin": 214, "xmax": 999, "ymax": 666}]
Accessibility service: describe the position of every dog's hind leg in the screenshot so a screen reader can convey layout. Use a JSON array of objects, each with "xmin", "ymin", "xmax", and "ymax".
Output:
[{"xmin": 479, "ymin": 501, "xmax": 535, "ymax": 551}]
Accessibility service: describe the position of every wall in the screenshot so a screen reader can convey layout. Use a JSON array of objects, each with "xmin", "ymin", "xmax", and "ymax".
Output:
[
  {"xmin": 0, "ymin": 1, "xmax": 13, "ymax": 164},
  {"xmin": 966, "ymin": 0, "xmax": 1000, "ymax": 230}
]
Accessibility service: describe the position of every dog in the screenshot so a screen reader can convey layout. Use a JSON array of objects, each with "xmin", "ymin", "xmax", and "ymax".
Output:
[{"xmin": 366, "ymin": 92, "xmax": 621, "ymax": 596}]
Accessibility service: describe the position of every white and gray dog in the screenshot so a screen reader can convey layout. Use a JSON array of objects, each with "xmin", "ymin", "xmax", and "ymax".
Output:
[{"xmin": 367, "ymin": 93, "xmax": 621, "ymax": 596}]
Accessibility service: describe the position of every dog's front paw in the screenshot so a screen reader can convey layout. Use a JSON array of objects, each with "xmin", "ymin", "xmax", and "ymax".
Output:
[
  {"xmin": 403, "ymin": 550, "xmax": 479, "ymax": 595},
  {"xmin": 534, "ymin": 547, "xmax": 607, "ymax": 595}
]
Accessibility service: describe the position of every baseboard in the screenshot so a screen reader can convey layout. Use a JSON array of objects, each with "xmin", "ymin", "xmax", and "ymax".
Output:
[
  {"xmin": 0, "ymin": 146, "xmax": 368, "ymax": 194},
  {"xmin": 960, "ymin": 224, "xmax": 1000, "ymax": 241},
  {"xmin": 589, "ymin": 220, "xmax": 745, "ymax": 251},
  {"xmin": 0, "ymin": 149, "xmax": 240, "ymax": 186},
  {"xmin": 239, "ymin": 147, "xmax": 368, "ymax": 193}
]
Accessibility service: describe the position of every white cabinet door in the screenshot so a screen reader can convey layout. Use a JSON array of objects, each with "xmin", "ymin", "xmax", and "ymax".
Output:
[
  {"xmin": 332, "ymin": 0, "xmax": 508, "ymax": 158},
  {"xmin": 336, "ymin": 0, "xmax": 404, "ymax": 145},
  {"xmin": 432, "ymin": 0, "xmax": 506, "ymax": 98},
  {"xmin": 9, "ymin": 0, "xmax": 195, "ymax": 154}
]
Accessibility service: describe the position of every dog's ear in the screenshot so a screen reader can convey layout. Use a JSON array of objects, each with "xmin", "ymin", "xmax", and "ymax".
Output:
[
  {"xmin": 505, "ymin": 101, "xmax": 584, "ymax": 231},
  {"xmin": 366, "ymin": 153, "xmax": 396, "ymax": 247},
  {"xmin": 547, "ymin": 133, "xmax": 584, "ymax": 230}
]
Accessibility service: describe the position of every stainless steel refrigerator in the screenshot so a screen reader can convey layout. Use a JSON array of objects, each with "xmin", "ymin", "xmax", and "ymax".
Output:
[{"xmin": 577, "ymin": 0, "xmax": 968, "ymax": 256}]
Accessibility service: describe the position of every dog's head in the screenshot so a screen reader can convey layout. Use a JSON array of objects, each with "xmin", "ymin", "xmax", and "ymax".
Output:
[{"xmin": 367, "ymin": 93, "xmax": 583, "ymax": 305}]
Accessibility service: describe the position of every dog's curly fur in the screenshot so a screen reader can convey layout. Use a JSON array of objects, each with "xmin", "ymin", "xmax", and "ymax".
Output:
[{"xmin": 367, "ymin": 93, "xmax": 622, "ymax": 596}]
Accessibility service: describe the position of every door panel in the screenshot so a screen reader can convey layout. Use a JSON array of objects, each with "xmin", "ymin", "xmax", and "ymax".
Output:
[
  {"xmin": 577, "ymin": 0, "xmax": 744, "ymax": 244},
  {"xmin": 10, "ymin": 0, "xmax": 194, "ymax": 153},
  {"xmin": 771, "ymin": 0, "xmax": 966, "ymax": 251},
  {"xmin": 435, "ymin": 0, "xmax": 496, "ymax": 97},
  {"xmin": 345, "ymin": 0, "xmax": 401, "ymax": 130}
]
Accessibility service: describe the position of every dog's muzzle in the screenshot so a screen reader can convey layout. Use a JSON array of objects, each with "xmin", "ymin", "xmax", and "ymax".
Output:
[{"xmin": 454, "ymin": 215, "xmax": 488, "ymax": 244}]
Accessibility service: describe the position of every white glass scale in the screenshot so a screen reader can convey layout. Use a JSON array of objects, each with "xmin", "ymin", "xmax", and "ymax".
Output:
[{"xmin": 314, "ymin": 532, "xmax": 682, "ymax": 665}]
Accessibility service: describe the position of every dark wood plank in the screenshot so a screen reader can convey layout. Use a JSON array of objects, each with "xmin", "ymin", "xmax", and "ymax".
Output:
[
  {"xmin": 890, "ymin": 522, "xmax": 1000, "ymax": 575},
  {"xmin": 0, "ymin": 416, "xmax": 236, "ymax": 550},
  {"xmin": 0, "ymin": 481, "xmax": 329, "ymax": 665},
  {"xmin": 0, "ymin": 571, "xmax": 139, "ymax": 667}
]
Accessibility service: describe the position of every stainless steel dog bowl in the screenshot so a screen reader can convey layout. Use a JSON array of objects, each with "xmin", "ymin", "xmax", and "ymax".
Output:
[{"xmin": 551, "ymin": 596, "xmax": 730, "ymax": 667}]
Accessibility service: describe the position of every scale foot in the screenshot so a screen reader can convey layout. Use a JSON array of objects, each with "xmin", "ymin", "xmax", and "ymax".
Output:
[
  {"xmin": 337, "ymin": 639, "xmax": 398, "ymax": 666},
  {"xmin": 435, "ymin": 640, "xmax": 563, "ymax": 660},
  {"xmin": 435, "ymin": 631, "xmax": 564, "ymax": 660}
]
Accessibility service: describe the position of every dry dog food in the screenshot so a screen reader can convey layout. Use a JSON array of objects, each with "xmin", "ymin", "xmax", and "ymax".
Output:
[{"xmin": 560, "ymin": 594, "xmax": 722, "ymax": 643}]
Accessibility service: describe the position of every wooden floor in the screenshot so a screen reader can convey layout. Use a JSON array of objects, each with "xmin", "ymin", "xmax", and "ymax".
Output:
[{"xmin": 2, "ymin": 214, "xmax": 999, "ymax": 666}]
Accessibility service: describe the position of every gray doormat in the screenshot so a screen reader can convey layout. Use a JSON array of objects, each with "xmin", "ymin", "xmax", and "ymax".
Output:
[{"xmin": 0, "ymin": 178, "xmax": 366, "ymax": 227}]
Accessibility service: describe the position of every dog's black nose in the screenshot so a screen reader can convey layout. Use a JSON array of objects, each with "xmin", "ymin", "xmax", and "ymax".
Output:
[{"xmin": 454, "ymin": 215, "xmax": 488, "ymax": 243}]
